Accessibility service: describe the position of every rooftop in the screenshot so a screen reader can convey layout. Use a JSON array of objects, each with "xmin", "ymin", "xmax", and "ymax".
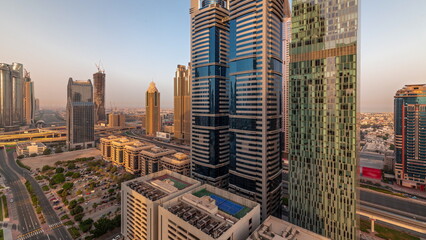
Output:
[
  {"xmin": 161, "ymin": 152, "xmax": 190, "ymax": 165},
  {"xmin": 16, "ymin": 142, "xmax": 46, "ymax": 148},
  {"xmin": 164, "ymin": 185, "xmax": 257, "ymax": 239},
  {"xmin": 140, "ymin": 147, "xmax": 176, "ymax": 157},
  {"xmin": 125, "ymin": 170, "xmax": 196, "ymax": 202},
  {"xmin": 248, "ymin": 216, "xmax": 330, "ymax": 240}
]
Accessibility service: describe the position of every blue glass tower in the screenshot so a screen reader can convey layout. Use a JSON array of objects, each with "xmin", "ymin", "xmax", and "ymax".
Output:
[
  {"xmin": 190, "ymin": 0, "xmax": 230, "ymax": 188},
  {"xmin": 227, "ymin": 0, "xmax": 287, "ymax": 220}
]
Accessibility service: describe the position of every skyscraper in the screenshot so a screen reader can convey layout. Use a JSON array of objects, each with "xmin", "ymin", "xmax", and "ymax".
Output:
[
  {"xmin": 145, "ymin": 82, "xmax": 161, "ymax": 136},
  {"xmin": 282, "ymin": 13, "xmax": 291, "ymax": 159},
  {"xmin": 190, "ymin": 0, "xmax": 230, "ymax": 188},
  {"xmin": 66, "ymin": 78, "xmax": 95, "ymax": 149},
  {"xmin": 289, "ymin": 1, "xmax": 359, "ymax": 239},
  {"xmin": 227, "ymin": 0, "xmax": 287, "ymax": 220},
  {"xmin": 394, "ymin": 84, "xmax": 426, "ymax": 190},
  {"xmin": 0, "ymin": 62, "xmax": 26, "ymax": 129},
  {"xmin": 93, "ymin": 69, "xmax": 106, "ymax": 124},
  {"xmin": 174, "ymin": 64, "xmax": 191, "ymax": 143},
  {"xmin": 23, "ymin": 70, "xmax": 35, "ymax": 125}
]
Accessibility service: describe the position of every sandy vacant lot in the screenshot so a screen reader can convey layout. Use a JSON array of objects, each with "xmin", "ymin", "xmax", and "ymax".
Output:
[{"xmin": 22, "ymin": 148, "xmax": 101, "ymax": 170}]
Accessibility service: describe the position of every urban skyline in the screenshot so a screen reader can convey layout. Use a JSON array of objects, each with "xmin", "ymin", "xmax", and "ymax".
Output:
[{"xmin": 0, "ymin": 1, "xmax": 425, "ymax": 111}]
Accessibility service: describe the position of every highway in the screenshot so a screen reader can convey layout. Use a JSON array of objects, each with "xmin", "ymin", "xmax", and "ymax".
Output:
[
  {"xmin": 0, "ymin": 149, "xmax": 72, "ymax": 240},
  {"xmin": 0, "ymin": 149, "xmax": 47, "ymax": 240}
]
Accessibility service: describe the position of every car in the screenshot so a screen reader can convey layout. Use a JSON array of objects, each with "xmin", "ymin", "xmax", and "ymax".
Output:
[
  {"xmin": 10, "ymin": 199, "xmax": 13, "ymax": 203},
  {"xmin": 54, "ymin": 206, "xmax": 62, "ymax": 210}
]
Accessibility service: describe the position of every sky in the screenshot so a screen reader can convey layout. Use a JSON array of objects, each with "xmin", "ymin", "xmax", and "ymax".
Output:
[{"xmin": 1, "ymin": 0, "xmax": 425, "ymax": 112}]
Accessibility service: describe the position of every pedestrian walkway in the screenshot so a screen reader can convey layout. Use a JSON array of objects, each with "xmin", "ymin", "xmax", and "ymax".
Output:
[{"xmin": 2, "ymin": 227, "xmax": 13, "ymax": 240}]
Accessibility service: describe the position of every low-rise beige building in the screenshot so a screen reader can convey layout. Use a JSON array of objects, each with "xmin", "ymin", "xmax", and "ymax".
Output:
[
  {"xmin": 100, "ymin": 135, "xmax": 120, "ymax": 161},
  {"xmin": 121, "ymin": 170, "xmax": 201, "ymax": 240},
  {"xmin": 16, "ymin": 142, "xmax": 47, "ymax": 156},
  {"xmin": 160, "ymin": 152, "xmax": 190, "ymax": 177},
  {"xmin": 124, "ymin": 142, "xmax": 152, "ymax": 174},
  {"xmin": 248, "ymin": 216, "xmax": 330, "ymax": 240},
  {"xmin": 111, "ymin": 137, "xmax": 138, "ymax": 166},
  {"xmin": 159, "ymin": 184, "xmax": 261, "ymax": 240},
  {"xmin": 139, "ymin": 147, "xmax": 175, "ymax": 176}
]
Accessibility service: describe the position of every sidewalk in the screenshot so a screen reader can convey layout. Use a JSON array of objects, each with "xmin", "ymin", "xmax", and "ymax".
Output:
[{"xmin": 360, "ymin": 177, "xmax": 426, "ymax": 199}]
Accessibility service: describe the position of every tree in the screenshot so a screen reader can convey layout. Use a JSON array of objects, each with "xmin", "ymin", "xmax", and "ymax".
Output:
[
  {"xmin": 62, "ymin": 182, "xmax": 74, "ymax": 191},
  {"xmin": 42, "ymin": 165, "xmax": 52, "ymax": 172},
  {"xmin": 70, "ymin": 205, "xmax": 83, "ymax": 216},
  {"xmin": 72, "ymin": 172, "xmax": 81, "ymax": 179},
  {"xmin": 79, "ymin": 218, "xmax": 93, "ymax": 233},
  {"xmin": 77, "ymin": 197, "xmax": 85, "ymax": 204},
  {"xmin": 65, "ymin": 171, "xmax": 74, "ymax": 177},
  {"xmin": 389, "ymin": 144, "xmax": 395, "ymax": 150},
  {"xmin": 68, "ymin": 200, "xmax": 78, "ymax": 209},
  {"xmin": 51, "ymin": 173, "xmax": 65, "ymax": 184},
  {"xmin": 55, "ymin": 147, "xmax": 63, "ymax": 154},
  {"xmin": 56, "ymin": 167, "xmax": 64, "ymax": 173},
  {"xmin": 68, "ymin": 162, "xmax": 76, "ymax": 169},
  {"xmin": 17, "ymin": 155, "xmax": 25, "ymax": 159},
  {"xmin": 43, "ymin": 148, "xmax": 52, "ymax": 155},
  {"xmin": 30, "ymin": 153, "xmax": 38, "ymax": 157},
  {"xmin": 74, "ymin": 213, "xmax": 84, "ymax": 222}
]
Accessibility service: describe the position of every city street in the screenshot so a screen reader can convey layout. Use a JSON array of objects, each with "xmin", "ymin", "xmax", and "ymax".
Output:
[{"xmin": 0, "ymin": 148, "xmax": 72, "ymax": 240}]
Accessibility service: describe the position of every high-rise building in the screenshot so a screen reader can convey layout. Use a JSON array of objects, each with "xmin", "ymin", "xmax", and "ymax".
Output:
[
  {"xmin": 93, "ymin": 70, "xmax": 106, "ymax": 124},
  {"xmin": 289, "ymin": 1, "xmax": 359, "ymax": 239},
  {"xmin": 189, "ymin": 0, "xmax": 230, "ymax": 188},
  {"xmin": 227, "ymin": 0, "xmax": 288, "ymax": 220},
  {"xmin": 121, "ymin": 170, "xmax": 201, "ymax": 240},
  {"xmin": 145, "ymin": 82, "xmax": 161, "ymax": 136},
  {"xmin": 108, "ymin": 113, "xmax": 126, "ymax": 127},
  {"xmin": 282, "ymin": 14, "xmax": 291, "ymax": 159},
  {"xmin": 66, "ymin": 78, "xmax": 95, "ymax": 149},
  {"xmin": 394, "ymin": 84, "xmax": 426, "ymax": 190},
  {"xmin": 158, "ymin": 184, "xmax": 261, "ymax": 240},
  {"xmin": 0, "ymin": 62, "xmax": 26, "ymax": 129},
  {"xmin": 35, "ymin": 98, "xmax": 40, "ymax": 112},
  {"xmin": 173, "ymin": 64, "xmax": 191, "ymax": 143},
  {"xmin": 23, "ymin": 71, "xmax": 35, "ymax": 125}
]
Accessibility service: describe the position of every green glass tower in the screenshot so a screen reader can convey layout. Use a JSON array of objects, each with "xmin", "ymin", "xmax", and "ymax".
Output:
[{"xmin": 288, "ymin": 0, "xmax": 359, "ymax": 239}]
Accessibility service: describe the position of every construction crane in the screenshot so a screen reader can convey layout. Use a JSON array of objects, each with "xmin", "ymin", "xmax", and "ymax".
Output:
[{"xmin": 95, "ymin": 60, "xmax": 105, "ymax": 73}]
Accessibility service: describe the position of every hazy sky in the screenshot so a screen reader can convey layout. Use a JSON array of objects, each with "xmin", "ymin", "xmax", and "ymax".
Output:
[{"xmin": 1, "ymin": 0, "xmax": 425, "ymax": 112}]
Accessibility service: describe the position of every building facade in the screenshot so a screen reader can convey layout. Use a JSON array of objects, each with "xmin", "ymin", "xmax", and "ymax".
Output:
[
  {"xmin": 159, "ymin": 184, "xmax": 261, "ymax": 240},
  {"xmin": 121, "ymin": 170, "xmax": 201, "ymax": 240},
  {"xmin": 24, "ymin": 71, "xmax": 35, "ymax": 125},
  {"xmin": 160, "ymin": 152, "xmax": 191, "ymax": 177},
  {"xmin": 108, "ymin": 113, "xmax": 126, "ymax": 127},
  {"xmin": 395, "ymin": 84, "xmax": 426, "ymax": 190},
  {"xmin": 174, "ymin": 64, "xmax": 191, "ymax": 143},
  {"xmin": 289, "ymin": 1, "xmax": 359, "ymax": 239},
  {"xmin": 282, "ymin": 14, "xmax": 291, "ymax": 159},
  {"xmin": 190, "ymin": 0, "xmax": 230, "ymax": 188},
  {"xmin": 227, "ymin": 0, "xmax": 287, "ymax": 220},
  {"xmin": 16, "ymin": 142, "xmax": 47, "ymax": 157},
  {"xmin": 93, "ymin": 70, "xmax": 106, "ymax": 124},
  {"xmin": 124, "ymin": 142, "xmax": 153, "ymax": 175},
  {"xmin": 66, "ymin": 78, "xmax": 95, "ymax": 149},
  {"xmin": 139, "ymin": 147, "xmax": 176, "ymax": 176},
  {"xmin": 100, "ymin": 135, "xmax": 120, "ymax": 161},
  {"xmin": 0, "ymin": 63, "xmax": 27, "ymax": 129},
  {"xmin": 145, "ymin": 82, "xmax": 161, "ymax": 136}
]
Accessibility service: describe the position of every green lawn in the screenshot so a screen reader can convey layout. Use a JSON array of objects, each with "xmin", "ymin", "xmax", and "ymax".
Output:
[
  {"xmin": 166, "ymin": 178, "xmax": 187, "ymax": 190},
  {"xmin": 1, "ymin": 195, "xmax": 7, "ymax": 218},
  {"xmin": 360, "ymin": 219, "xmax": 419, "ymax": 240},
  {"xmin": 0, "ymin": 229, "xmax": 4, "ymax": 240},
  {"xmin": 0, "ymin": 196, "xmax": 3, "ymax": 221},
  {"xmin": 360, "ymin": 184, "xmax": 406, "ymax": 198}
]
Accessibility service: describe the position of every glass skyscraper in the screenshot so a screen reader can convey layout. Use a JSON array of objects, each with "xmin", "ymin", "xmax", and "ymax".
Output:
[
  {"xmin": 190, "ymin": 0, "xmax": 230, "ymax": 188},
  {"xmin": 394, "ymin": 85, "xmax": 426, "ymax": 190},
  {"xmin": 227, "ymin": 0, "xmax": 287, "ymax": 220},
  {"xmin": 289, "ymin": 0, "xmax": 359, "ymax": 239}
]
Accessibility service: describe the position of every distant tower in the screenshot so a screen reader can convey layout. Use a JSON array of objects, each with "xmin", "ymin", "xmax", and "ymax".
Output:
[
  {"xmin": 93, "ymin": 67, "xmax": 106, "ymax": 124},
  {"xmin": 66, "ymin": 78, "xmax": 95, "ymax": 149},
  {"xmin": 395, "ymin": 84, "xmax": 426, "ymax": 190},
  {"xmin": 11, "ymin": 63, "xmax": 24, "ymax": 125},
  {"xmin": 145, "ymin": 82, "xmax": 160, "ymax": 136},
  {"xmin": 23, "ymin": 70, "xmax": 35, "ymax": 125},
  {"xmin": 173, "ymin": 64, "xmax": 191, "ymax": 143}
]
